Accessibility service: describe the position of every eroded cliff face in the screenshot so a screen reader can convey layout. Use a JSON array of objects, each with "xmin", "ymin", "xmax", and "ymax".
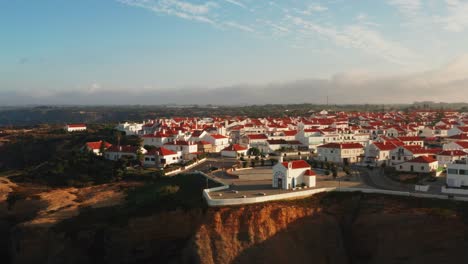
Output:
[
  {"xmin": 5, "ymin": 192, "xmax": 468, "ymax": 264},
  {"xmin": 194, "ymin": 204, "xmax": 347, "ymax": 264}
]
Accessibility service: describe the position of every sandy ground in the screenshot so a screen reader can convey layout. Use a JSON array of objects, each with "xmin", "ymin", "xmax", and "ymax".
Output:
[
  {"xmin": 0, "ymin": 177, "xmax": 17, "ymax": 202},
  {"xmin": 17, "ymin": 182, "xmax": 141, "ymax": 227}
]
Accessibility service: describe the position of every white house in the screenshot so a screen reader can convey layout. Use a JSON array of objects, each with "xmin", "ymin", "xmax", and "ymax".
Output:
[
  {"xmin": 272, "ymin": 160, "xmax": 316, "ymax": 190},
  {"xmin": 163, "ymin": 140, "xmax": 198, "ymax": 160},
  {"xmin": 202, "ymin": 133, "xmax": 229, "ymax": 152},
  {"xmin": 443, "ymin": 141, "xmax": 468, "ymax": 152},
  {"xmin": 446, "ymin": 159, "xmax": 468, "ymax": 187},
  {"xmin": 363, "ymin": 141, "xmax": 401, "ymax": 166},
  {"xmin": 317, "ymin": 142, "xmax": 364, "ymax": 164},
  {"xmin": 220, "ymin": 144, "xmax": 248, "ymax": 158},
  {"xmin": 395, "ymin": 156, "xmax": 438, "ymax": 173},
  {"xmin": 437, "ymin": 150, "xmax": 467, "ymax": 166},
  {"xmin": 104, "ymin": 145, "xmax": 147, "ymax": 161},
  {"xmin": 396, "ymin": 136, "xmax": 424, "ymax": 147},
  {"xmin": 448, "ymin": 126, "xmax": 468, "ymax": 137},
  {"xmin": 143, "ymin": 147, "xmax": 182, "ymax": 167},
  {"xmin": 142, "ymin": 132, "xmax": 173, "ymax": 147},
  {"xmin": 65, "ymin": 124, "xmax": 87, "ymax": 132},
  {"xmin": 115, "ymin": 122, "xmax": 143, "ymax": 135},
  {"xmin": 84, "ymin": 140, "xmax": 112, "ymax": 156}
]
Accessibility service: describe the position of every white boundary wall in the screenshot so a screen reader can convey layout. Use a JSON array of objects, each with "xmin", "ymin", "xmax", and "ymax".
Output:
[
  {"xmin": 202, "ymin": 180, "xmax": 468, "ymax": 207},
  {"xmin": 442, "ymin": 186, "xmax": 468, "ymax": 196},
  {"xmin": 165, "ymin": 158, "xmax": 207, "ymax": 176}
]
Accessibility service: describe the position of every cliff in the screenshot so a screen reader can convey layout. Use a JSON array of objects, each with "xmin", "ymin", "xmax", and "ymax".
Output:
[{"xmin": 3, "ymin": 189, "xmax": 468, "ymax": 264}]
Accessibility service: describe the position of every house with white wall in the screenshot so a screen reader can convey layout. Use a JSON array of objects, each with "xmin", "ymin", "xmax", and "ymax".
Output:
[
  {"xmin": 163, "ymin": 140, "xmax": 198, "ymax": 160},
  {"xmin": 317, "ymin": 143, "xmax": 364, "ymax": 164},
  {"xmin": 446, "ymin": 159, "xmax": 468, "ymax": 187},
  {"xmin": 444, "ymin": 141, "xmax": 468, "ymax": 152},
  {"xmin": 202, "ymin": 133, "xmax": 229, "ymax": 152},
  {"xmin": 272, "ymin": 160, "xmax": 316, "ymax": 190},
  {"xmin": 395, "ymin": 156, "xmax": 438, "ymax": 173},
  {"xmin": 65, "ymin": 124, "xmax": 87, "ymax": 132},
  {"xmin": 142, "ymin": 131, "xmax": 174, "ymax": 147},
  {"xmin": 105, "ymin": 145, "xmax": 147, "ymax": 161},
  {"xmin": 143, "ymin": 147, "xmax": 181, "ymax": 167},
  {"xmin": 437, "ymin": 150, "xmax": 467, "ymax": 166},
  {"xmin": 84, "ymin": 141, "xmax": 112, "ymax": 156},
  {"xmin": 363, "ymin": 141, "xmax": 401, "ymax": 166},
  {"xmin": 220, "ymin": 144, "xmax": 248, "ymax": 158}
]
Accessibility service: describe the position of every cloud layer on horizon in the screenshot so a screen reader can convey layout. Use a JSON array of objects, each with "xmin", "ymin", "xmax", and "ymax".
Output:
[{"xmin": 3, "ymin": 54, "xmax": 468, "ymax": 106}]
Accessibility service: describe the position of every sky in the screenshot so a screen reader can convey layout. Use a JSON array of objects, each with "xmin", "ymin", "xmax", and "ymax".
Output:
[{"xmin": 1, "ymin": 0, "xmax": 468, "ymax": 105}]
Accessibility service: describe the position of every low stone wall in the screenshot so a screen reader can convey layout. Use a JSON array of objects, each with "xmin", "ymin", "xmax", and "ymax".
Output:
[
  {"xmin": 204, "ymin": 187, "xmax": 336, "ymax": 207},
  {"xmin": 165, "ymin": 158, "xmax": 207, "ymax": 176},
  {"xmin": 442, "ymin": 186, "xmax": 468, "ymax": 195},
  {"xmin": 202, "ymin": 183, "xmax": 468, "ymax": 207}
]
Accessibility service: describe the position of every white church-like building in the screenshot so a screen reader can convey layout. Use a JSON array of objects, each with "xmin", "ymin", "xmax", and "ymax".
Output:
[{"xmin": 272, "ymin": 160, "xmax": 316, "ymax": 190}]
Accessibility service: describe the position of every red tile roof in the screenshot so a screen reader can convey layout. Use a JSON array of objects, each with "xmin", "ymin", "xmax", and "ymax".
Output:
[
  {"xmin": 67, "ymin": 124, "xmax": 86, "ymax": 128},
  {"xmin": 146, "ymin": 147, "xmax": 177, "ymax": 156},
  {"xmin": 437, "ymin": 150, "xmax": 467, "ymax": 156},
  {"xmin": 281, "ymin": 160, "xmax": 310, "ymax": 169},
  {"xmin": 304, "ymin": 169, "xmax": 316, "ymax": 176},
  {"xmin": 210, "ymin": 134, "xmax": 228, "ymax": 139},
  {"xmin": 247, "ymin": 134, "xmax": 268, "ymax": 140},
  {"xmin": 222, "ymin": 144, "xmax": 247, "ymax": 152},
  {"xmin": 86, "ymin": 141, "xmax": 112, "ymax": 150},
  {"xmin": 318, "ymin": 143, "xmax": 363, "ymax": 149},
  {"xmin": 407, "ymin": 156, "xmax": 437, "ymax": 164}
]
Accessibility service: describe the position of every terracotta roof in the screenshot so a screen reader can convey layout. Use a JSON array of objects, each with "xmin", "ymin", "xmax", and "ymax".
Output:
[
  {"xmin": 304, "ymin": 169, "xmax": 316, "ymax": 176},
  {"xmin": 67, "ymin": 124, "xmax": 86, "ymax": 128},
  {"xmin": 86, "ymin": 141, "xmax": 112, "ymax": 150},
  {"xmin": 455, "ymin": 141, "xmax": 468, "ymax": 148},
  {"xmin": 373, "ymin": 142, "xmax": 399, "ymax": 151},
  {"xmin": 146, "ymin": 147, "xmax": 177, "ymax": 156},
  {"xmin": 106, "ymin": 145, "xmax": 139, "ymax": 153},
  {"xmin": 407, "ymin": 156, "xmax": 437, "ymax": 164},
  {"xmin": 318, "ymin": 143, "xmax": 363, "ymax": 149},
  {"xmin": 281, "ymin": 160, "xmax": 310, "ymax": 169},
  {"xmin": 437, "ymin": 150, "xmax": 467, "ymax": 156},
  {"xmin": 222, "ymin": 144, "xmax": 247, "ymax": 152},
  {"xmin": 283, "ymin": 130, "xmax": 298, "ymax": 136},
  {"xmin": 210, "ymin": 134, "xmax": 228, "ymax": 139},
  {"xmin": 247, "ymin": 134, "xmax": 268, "ymax": 140}
]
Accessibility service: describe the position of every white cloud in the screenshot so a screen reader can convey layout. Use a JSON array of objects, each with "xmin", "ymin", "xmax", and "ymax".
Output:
[
  {"xmin": 288, "ymin": 15, "xmax": 418, "ymax": 65},
  {"xmin": 224, "ymin": 21, "xmax": 255, "ymax": 32},
  {"xmin": 117, "ymin": 0, "xmax": 217, "ymax": 25},
  {"xmin": 387, "ymin": 0, "xmax": 421, "ymax": 16},
  {"xmin": 224, "ymin": 0, "xmax": 246, "ymax": 9},
  {"xmin": 436, "ymin": 0, "xmax": 468, "ymax": 32}
]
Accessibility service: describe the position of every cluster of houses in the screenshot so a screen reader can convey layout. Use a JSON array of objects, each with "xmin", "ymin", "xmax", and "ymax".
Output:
[{"xmin": 71, "ymin": 109, "xmax": 468, "ymax": 189}]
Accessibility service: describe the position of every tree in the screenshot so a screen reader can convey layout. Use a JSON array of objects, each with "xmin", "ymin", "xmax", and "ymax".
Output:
[
  {"xmin": 99, "ymin": 141, "xmax": 106, "ymax": 155},
  {"xmin": 136, "ymin": 149, "xmax": 144, "ymax": 167},
  {"xmin": 247, "ymin": 147, "xmax": 261, "ymax": 157},
  {"xmin": 251, "ymin": 160, "xmax": 256, "ymax": 167}
]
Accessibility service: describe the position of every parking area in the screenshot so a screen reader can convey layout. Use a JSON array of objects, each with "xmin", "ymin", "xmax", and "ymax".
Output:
[{"xmin": 208, "ymin": 166, "xmax": 367, "ymax": 199}]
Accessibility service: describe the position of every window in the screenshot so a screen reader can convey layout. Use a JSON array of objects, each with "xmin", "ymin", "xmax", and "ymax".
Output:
[
  {"xmin": 448, "ymin": 169, "xmax": 458, "ymax": 175},
  {"xmin": 421, "ymin": 166, "xmax": 424, "ymax": 171},
  {"xmin": 399, "ymin": 166, "xmax": 402, "ymax": 169}
]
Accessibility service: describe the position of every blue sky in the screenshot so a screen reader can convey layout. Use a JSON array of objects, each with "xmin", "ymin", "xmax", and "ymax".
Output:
[{"xmin": 1, "ymin": 0, "xmax": 468, "ymax": 104}]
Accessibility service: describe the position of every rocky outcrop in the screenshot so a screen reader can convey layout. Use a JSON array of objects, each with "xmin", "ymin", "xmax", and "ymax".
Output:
[{"xmin": 5, "ymin": 192, "xmax": 468, "ymax": 264}]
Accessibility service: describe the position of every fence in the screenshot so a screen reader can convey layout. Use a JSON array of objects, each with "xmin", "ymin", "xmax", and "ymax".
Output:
[{"xmin": 165, "ymin": 158, "xmax": 207, "ymax": 176}]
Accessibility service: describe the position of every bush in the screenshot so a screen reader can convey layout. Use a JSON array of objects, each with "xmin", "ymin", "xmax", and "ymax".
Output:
[
  {"xmin": 325, "ymin": 170, "xmax": 330, "ymax": 176},
  {"xmin": 343, "ymin": 166, "xmax": 351, "ymax": 175}
]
